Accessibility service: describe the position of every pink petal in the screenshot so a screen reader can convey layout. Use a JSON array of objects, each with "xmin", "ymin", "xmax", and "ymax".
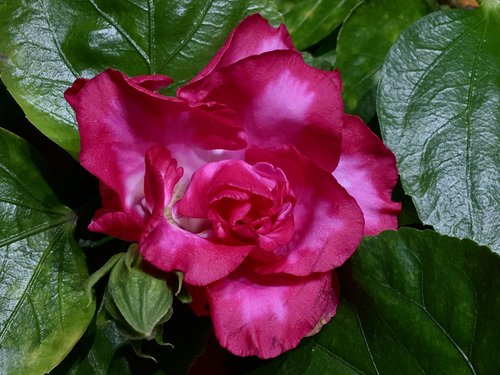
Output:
[
  {"xmin": 179, "ymin": 52, "xmax": 344, "ymax": 171},
  {"xmin": 139, "ymin": 145, "xmax": 253, "ymax": 286},
  {"xmin": 333, "ymin": 115, "xmax": 401, "ymax": 235},
  {"xmin": 89, "ymin": 210, "xmax": 144, "ymax": 242},
  {"xmin": 140, "ymin": 217, "xmax": 253, "ymax": 286},
  {"xmin": 186, "ymin": 14, "xmax": 295, "ymax": 86},
  {"xmin": 176, "ymin": 160, "xmax": 274, "ymax": 219},
  {"xmin": 68, "ymin": 69, "xmax": 245, "ymax": 215},
  {"xmin": 130, "ymin": 74, "xmax": 173, "ymax": 91},
  {"xmin": 246, "ymin": 145, "xmax": 364, "ymax": 275},
  {"xmin": 87, "ymin": 182, "xmax": 146, "ymax": 241},
  {"xmin": 207, "ymin": 269, "xmax": 337, "ymax": 358},
  {"xmin": 143, "ymin": 145, "xmax": 184, "ymax": 217},
  {"xmin": 64, "ymin": 78, "xmax": 88, "ymax": 109}
]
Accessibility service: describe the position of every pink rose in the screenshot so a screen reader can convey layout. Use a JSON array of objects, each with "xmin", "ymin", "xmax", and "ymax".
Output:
[{"xmin": 65, "ymin": 15, "xmax": 400, "ymax": 358}]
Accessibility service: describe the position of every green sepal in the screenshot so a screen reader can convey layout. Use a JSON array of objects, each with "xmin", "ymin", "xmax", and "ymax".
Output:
[
  {"xmin": 84, "ymin": 252, "xmax": 125, "ymax": 305},
  {"xmin": 105, "ymin": 245, "xmax": 174, "ymax": 340},
  {"xmin": 131, "ymin": 341, "xmax": 157, "ymax": 363},
  {"xmin": 174, "ymin": 271, "xmax": 193, "ymax": 304}
]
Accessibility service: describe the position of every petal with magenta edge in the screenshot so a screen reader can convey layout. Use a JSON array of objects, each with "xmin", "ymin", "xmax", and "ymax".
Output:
[
  {"xmin": 207, "ymin": 268, "xmax": 338, "ymax": 358},
  {"xmin": 140, "ymin": 146, "xmax": 253, "ymax": 286},
  {"xmin": 68, "ymin": 69, "xmax": 245, "ymax": 215},
  {"xmin": 140, "ymin": 217, "xmax": 253, "ymax": 286},
  {"xmin": 333, "ymin": 115, "xmax": 401, "ymax": 235},
  {"xmin": 176, "ymin": 160, "xmax": 276, "ymax": 219},
  {"xmin": 179, "ymin": 51, "xmax": 344, "ymax": 171},
  {"xmin": 185, "ymin": 14, "xmax": 295, "ymax": 86},
  {"xmin": 246, "ymin": 145, "xmax": 364, "ymax": 276}
]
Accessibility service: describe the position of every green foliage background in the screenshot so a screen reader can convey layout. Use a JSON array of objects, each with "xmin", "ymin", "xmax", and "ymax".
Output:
[{"xmin": 0, "ymin": 0, "xmax": 498, "ymax": 374}]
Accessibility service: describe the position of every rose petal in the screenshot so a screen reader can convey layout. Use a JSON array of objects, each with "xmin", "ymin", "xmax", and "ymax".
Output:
[
  {"xmin": 333, "ymin": 115, "xmax": 401, "ymax": 235},
  {"xmin": 87, "ymin": 182, "xmax": 146, "ymax": 241},
  {"xmin": 143, "ymin": 145, "xmax": 184, "ymax": 217},
  {"xmin": 68, "ymin": 69, "xmax": 245, "ymax": 215},
  {"xmin": 207, "ymin": 268, "xmax": 337, "ymax": 358},
  {"xmin": 140, "ymin": 146, "xmax": 253, "ymax": 286},
  {"xmin": 140, "ymin": 217, "xmax": 253, "ymax": 286},
  {"xmin": 89, "ymin": 210, "xmax": 144, "ymax": 242},
  {"xmin": 179, "ymin": 51, "xmax": 344, "ymax": 171},
  {"xmin": 64, "ymin": 78, "xmax": 88, "ymax": 109},
  {"xmin": 307, "ymin": 271, "xmax": 340, "ymax": 337},
  {"xmin": 130, "ymin": 74, "xmax": 173, "ymax": 91},
  {"xmin": 176, "ymin": 160, "xmax": 275, "ymax": 219},
  {"xmin": 246, "ymin": 145, "xmax": 364, "ymax": 275},
  {"xmin": 186, "ymin": 14, "xmax": 295, "ymax": 86}
]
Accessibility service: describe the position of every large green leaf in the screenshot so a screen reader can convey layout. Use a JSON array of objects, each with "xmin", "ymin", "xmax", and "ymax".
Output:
[
  {"xmin": 0, "ymin": 128, "xmax": 95, "ymax": 375},
  {"xmin": 277, "ymin": 0, "xmax": 362, "ymax": 49},
  {"xmin": 336, "ymin": 0, "xmax": 435, "ymax": 121},
  {"xmin": 377, "ymin": 4, "xmax": 500, "ymax": 252},
  {"xmin": 51, "ymin": 306, "xmax": 130, "ymax": 375},
  {"xmin": 250, "ymin": 229, "xmax": 500, "ymax": 374},
  {"xmin": 0, "ymin": 0, "xmax": 282, "ymax": 156}
]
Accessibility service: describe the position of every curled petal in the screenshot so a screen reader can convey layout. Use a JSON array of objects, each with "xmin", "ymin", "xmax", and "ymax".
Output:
[
  {"xmin": 246, "ymin": 145, "xmax": 364, "ymax": 275},
  {"xmin": 130, "ymin": 74, "xmax": 173, "ymax": 91},
  {"xmin": 140, "ymin": 145, "xmax": 253, "ymax": 286},
  {"xmin": 89, "ymin": 210, "xmax": 144, "ymax": 242},
  {"xmin": 143, "ymin": 145, "xmax": 184, "ymax": 217},
  {"xmin": 333, "ymin": 115, "xmax": 401, "ymax": 235},
  {"xmin": 186, "ymin": 14, "xmax": 295, "ymax": 86},
  {"xmin": 176, "ymin": 160, "xmax": 274, "ymax": 219},
  {"xmin": 64, "ymin": 78, "xmax": 88, "ymax": 109},
  {"xmin": 87, "ymin": 182, "xmax": 145, "ymax": 241},
  {"xmin": 180, "ymin": 51, "xmax": 344, "ymax": 171},
  {"xmin": 140, "ymin": 218, "xmax": 253, "ymax": 286},
  {"xmin": 66, "ymin": 69, "xmax": 245, "ymax": 217},
  {"xmin": 207, "ymin": 269, "xmax": 336, "ymax": 358}
]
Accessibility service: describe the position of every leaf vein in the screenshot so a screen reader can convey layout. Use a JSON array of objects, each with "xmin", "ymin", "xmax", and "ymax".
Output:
[
  {"xmin": 310, "ymin": 338, "xmax": 368, "ymax": 375},
  {"xmin": 41, "ymin": 0, "xmax": 80, "ymax": 79},
  {"xmin": 0, "ymin": 217, "xmax": 70, "ymax": 248},
  {"xmin": 156, "ymin": 0, "xmax": 215, "ymax": 72},
  {"xmin": 463, "ymin": 21, "xmax": 488, "ymax": 238},
  {"xmin": 0, "ymin": 227, "xmax": 65, "ymax": 341},
  {"xmin": 353, "ymin": 305, "xmax": 381, "ymax": 375},
  {"xmin": 87, "ymin": 0, "xmax": 150, "ymax": 68}
]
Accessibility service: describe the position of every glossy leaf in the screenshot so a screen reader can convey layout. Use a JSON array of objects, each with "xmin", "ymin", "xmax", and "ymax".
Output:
[
  {"xmin": 0, "ymin": 0, "xmax": 282, "ymax": 156},
  {"xmin": 246, "ymin": 0, "xmax": 283, "ymax": 26},
  {"xmin": 277, "ymin": 0, "xmax": 362, "ymax": 49},
  {"xmin": 0, "ymin": 128, "xmax": 95, "ymax": 375},
  {"xmin": 250, "ymin": 229, "xmax": 500, "ymax": 374},
  {"xmin": 378, "ymin": 4, "xmax": 500, "ymax": 252},
  {"xmin": 336, "ymin": 0, "xmax": 434, "ymax": 121},
  {"xmin": 52, "ymin": 306, "xmax": 130, "ymax": 375}
]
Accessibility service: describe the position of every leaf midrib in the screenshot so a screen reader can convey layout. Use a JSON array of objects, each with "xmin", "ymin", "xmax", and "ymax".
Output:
[{"xmin": 359, "ymin": 271, "xmax": 478, "ymax": 374}]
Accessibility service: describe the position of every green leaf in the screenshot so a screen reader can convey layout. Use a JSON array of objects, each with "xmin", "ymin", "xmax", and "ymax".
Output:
[
  {"xmin": 0, "ymin": 0, "xmax": 282, "ymax": 156},
  {"xmin": 377, "ymin": 5, "xmax": 500, "ymax": 252},
  {"xmin": 250, "ymin": 229, "xmax": 500, "ymax": 374},
  {"xmin": 336, "ymin": 0, "xmax": 434, "ymax": 121},
  {"xmin": 52, "ymin": 305, "xmax": 130, "ymax": 375},
  {"xmin": 106, "ymin": 245, "xmax": 173, "ymax": 340},
  {"xmin": 302, "ymin": 51, "xmax": 336, "ymax": 71},
  {"xmin": 277, "ymin": 0, "xmax": 363, "ymax": 49},
  {"xmin": 0, "ymin": 128, "xmax": 95, "ymax": 375},
  {"xmin": 246, "ymin": 0, "xmax": 284, "ymax": 26}
]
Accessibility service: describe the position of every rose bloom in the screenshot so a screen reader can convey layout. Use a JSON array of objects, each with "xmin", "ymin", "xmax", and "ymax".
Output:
[{"xmin": 65, "ymin": 15, "xmax": 400, "ymax": 358}]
